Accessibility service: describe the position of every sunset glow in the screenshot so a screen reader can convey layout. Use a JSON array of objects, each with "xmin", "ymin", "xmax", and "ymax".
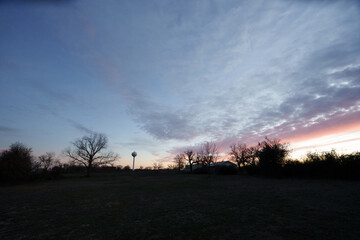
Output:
[{"xmin": 0, "ymin": 0, "xmax": 359, "ymax": 167}]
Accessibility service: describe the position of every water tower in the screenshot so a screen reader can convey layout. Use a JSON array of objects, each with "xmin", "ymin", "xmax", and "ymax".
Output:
[{"xmin": 131, "ymin": 151, "xmax": 137, "ymax": 171}]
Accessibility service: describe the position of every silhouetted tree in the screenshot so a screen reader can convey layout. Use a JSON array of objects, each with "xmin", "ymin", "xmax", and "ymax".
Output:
[
  {"xmin": 248, "ymin": 145, "xmax": 260, "ymax": 166},
  {"xmin": 184, "ymin": 149, "xmax": 195, "ymax": 173},
  {"xmin": 174, "ymin": 154, "xmax": 185, "ymax": 171},
  {"xmin": 201, "ymin": 142, "xmax": 218, "ymax": 167},
  {"xmin": 194, "ymin": 152, "xmax": 203, "ymax": 166},
  {"xmin": 153, "ymin": 162, "xmax": 163, "ymax": 170},
  {"xmin": 257, "ymin": 137, "xmax": 289, "ymax": 175},
  {"xmin": 194, "ymin": 142, "xmax": 219, "ymax": 171},
  {"xmin": 229, "ymin": 143, "xmax": 250, "ymax": 169},
  {"xmin": 302, "ymin": 150, "xmax": 343, "ymax": 178},
  {"xmin": 38, "ymin": 152, "xmax": 57, "ymax": 173},
  {"xmin": 0, "ymin": 142, "xmax": 33, "ymax": 180},
  {"xmin": 168, "ymin": 163, "xmax": 177, "ymax": 170},
  {"xmin": 64, "ymin": 133, "xmax": 118, "ymax": 177}
]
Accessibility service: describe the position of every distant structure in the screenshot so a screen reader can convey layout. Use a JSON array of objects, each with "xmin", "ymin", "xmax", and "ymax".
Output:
[{"xmin": 131, "ymin": 151, "xmax": 137, "ymax": 171}]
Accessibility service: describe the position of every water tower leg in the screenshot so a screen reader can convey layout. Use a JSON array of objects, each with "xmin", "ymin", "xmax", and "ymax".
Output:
[{"xmin": 132, "ymin": 157, "xmax": 135, "ymax": 171}]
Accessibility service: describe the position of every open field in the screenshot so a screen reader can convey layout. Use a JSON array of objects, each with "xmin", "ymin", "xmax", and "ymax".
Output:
[{"xmin": 1, "ymin": 174, "xmax": 360, "ymax": 240}]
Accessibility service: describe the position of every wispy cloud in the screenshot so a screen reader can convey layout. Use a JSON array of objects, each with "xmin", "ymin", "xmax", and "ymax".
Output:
[
  {"xmin": 120, "ymin": 0, "xmax": 360, "ymax": 154},
  {"xmin": 0, "ymin": 125, "xmax": 21, "ymax": 134},
  {"xmin": 67, "ymin": 119, "xmax": 94, "ymax": 134},
  {"xmin": 32, "ymin": 82, "xmax": 75, "ymax": 103},
  {"xmin": 2, "ymin": 0, "xmax": 358, "ymax": 163}
]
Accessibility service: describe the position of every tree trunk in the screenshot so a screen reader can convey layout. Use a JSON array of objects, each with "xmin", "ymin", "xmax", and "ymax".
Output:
[{"xmin": 86, "ymin": 164, "xmax": 91, "ymax": 177}]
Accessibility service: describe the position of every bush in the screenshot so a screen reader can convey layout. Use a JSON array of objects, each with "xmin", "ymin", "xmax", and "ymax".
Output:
[
  {"xmin": 123, "ymin": 165, "xmax": 131, "ymax": 171},
  {"xmin": 0, "ymin": 143, "xmax": 33, "ymax": 181},
  {"xmin": 257, "ymin": 138, "xmax": 289, "ymax": 176},
  {"xmin": 279, "ymin": 151, "xmax": 360, "ymax": 179}
]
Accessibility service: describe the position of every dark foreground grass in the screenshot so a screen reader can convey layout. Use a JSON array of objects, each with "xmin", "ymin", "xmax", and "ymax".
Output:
[{"xmin": 0, "ymin": 174, "xmax": 360, "ymax": 240}]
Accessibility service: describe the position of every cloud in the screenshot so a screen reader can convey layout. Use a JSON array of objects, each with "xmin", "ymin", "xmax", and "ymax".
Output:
[
  {"xmin": 0, "ymin": 126, "xmax": 21, "ymax": 134},
  {"xmin": 53, "ymin": 0, "xmax": 359, "ymax": 157},
  {"xmin": 67, "ymin": 119, "xmax": 94, "ymax": 134},
  {"xmin": 153, "ymin": 0, "xmax": 360, "ymax": 156},
  {"xmin": 32, "ymin": 82, "xmax": 75, "ymax": 103},
  {"xmin": 292, "ymin": 137, "xmax": 360, "ymax": 153},
  {"xmin": 118, "ymin": 86, "xmax": 200, "ymax": 141},
  {"xmin": 131, "ymin": 107, "xmax": 197, "ymax": 140},
  {"xmin": 35, "ymin": 104, "xmax": 59, "ymax": 117}
]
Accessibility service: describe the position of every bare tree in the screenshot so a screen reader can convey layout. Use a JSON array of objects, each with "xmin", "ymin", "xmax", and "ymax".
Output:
[
  {"xmin": 153, "ymin": 162, "xmax": 163, "ymax": 170},
  {"xmin": 184, "ymin": 149, "xmax": 195, "ymax": 173},
  {"xmin": 248, "ymin": 145, "xmax": 260, "ymax": 166},
  {"xmin": 201, "ymin": 142, "xmax": 218, "ymax": 167},
  {"xmin": 194, "ymin": 152, "xmax": 203, "ymax": 166},
  {"xmin": 229, "ymin": 143, "xmax": 250, "ymax": 169},
  {"xmin": 38, "ymin": 152, "xmax": 56, "ymax": 172},
  {"xmin": 64, "ymin": 133, "xmax": 118, "ymax": 177},
  {"xmin": 174, "ymin": 154, "xmax": 185, "ymax": 171}
]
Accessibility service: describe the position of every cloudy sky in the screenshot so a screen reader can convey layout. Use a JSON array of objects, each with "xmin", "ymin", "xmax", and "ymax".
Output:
[{"xmin": 1, "ymin": 0, "xmax": 359, "ymax": 167}]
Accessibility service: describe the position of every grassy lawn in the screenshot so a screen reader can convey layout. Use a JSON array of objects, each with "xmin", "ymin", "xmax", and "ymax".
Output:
[{"xmin": 0, "ymin": 173, "xmax": 359, "ymax": 239}]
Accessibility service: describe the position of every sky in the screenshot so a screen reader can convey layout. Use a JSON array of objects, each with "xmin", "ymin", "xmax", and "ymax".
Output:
[{"xmin": 1, "ymin": 0, "xmax": 360, "ymax": 167}]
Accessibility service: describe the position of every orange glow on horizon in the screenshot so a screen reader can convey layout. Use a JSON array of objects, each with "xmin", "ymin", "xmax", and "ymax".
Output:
[{"xmin": 285, "ymin": 119, "xmax": 360, "ymax": 144}]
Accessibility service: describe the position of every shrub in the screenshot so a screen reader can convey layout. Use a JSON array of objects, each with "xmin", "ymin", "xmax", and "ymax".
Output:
[
  {"xmin": 257, "ymin": 138, "xmax": 289, "ymax": 176},
  {"xmin": 0, "ymin": 143, "xmax": 33, "ymax": 181}
]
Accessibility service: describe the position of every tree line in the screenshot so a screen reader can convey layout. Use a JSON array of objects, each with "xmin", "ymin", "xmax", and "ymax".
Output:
[
  {"xmin": 0, "ymin": 133, "xmax": 120, "ymax": 181},
  {"xmin": 1, "ymin": 133, "xmax": 360, "ymax": 181},
  {"xmin": 0, "ymin": 132, "xmax": 183, "ymax": 182},
  {"xmin": 173, "ymin": 137, "xmax": 360, "ymax": 179}
]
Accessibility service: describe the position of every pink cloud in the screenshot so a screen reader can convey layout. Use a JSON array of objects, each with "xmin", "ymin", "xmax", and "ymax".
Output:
[
  {"xmin": 168, "ymin": 109, "xmax": 360, "ymax": 158},
  {"xmin": 283, "ymin": 111, "xmax": 360, "ymax": 143},
  {"xmin": 291, "ymin": 137, "xmax": 360, "ymax": 152}
]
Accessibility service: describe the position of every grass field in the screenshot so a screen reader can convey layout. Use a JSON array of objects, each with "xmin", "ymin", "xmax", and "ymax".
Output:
[{"xmin": 1, "ymin": 173, "xmax": 360, "ymax": 239}]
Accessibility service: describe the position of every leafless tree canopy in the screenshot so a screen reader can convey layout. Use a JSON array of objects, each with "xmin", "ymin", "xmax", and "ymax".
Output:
[
  {"xmin": 174, "ymin": 154, "xmax": 185, "ymax": 171},
  {"xmin": 65, "ymin": 133, "xmax": 118, "ymax": 176},
  {"xmin": 229, "ymin": 143, "xmax": 260, "ymax": 168},
  {"xmin": 198, "ymin": 142, "xmax": 218, "ymax": 167},
  {"xmin": 248, "ymin": 145, "xmax": 260, "ymax": 166},
  {"xmin": 153, "ymin": 162, "xmax": 163, "ymax": 170},
  {"xmin": 38, "ymin": 152, "xmax": 57, "ymax": 172},
  {"xmin": 229, "ymin": 143, "xmax": 250, "ymax": 169},
  {"xmin": 184, "ymin": 149, "xmax": 195, "ymax": 172}
]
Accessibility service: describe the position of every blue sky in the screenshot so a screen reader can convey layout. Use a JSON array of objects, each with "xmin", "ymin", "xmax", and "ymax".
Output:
[{"xmin": 1, "ymin": 0, "xmax": 360, "ymax": 167}]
